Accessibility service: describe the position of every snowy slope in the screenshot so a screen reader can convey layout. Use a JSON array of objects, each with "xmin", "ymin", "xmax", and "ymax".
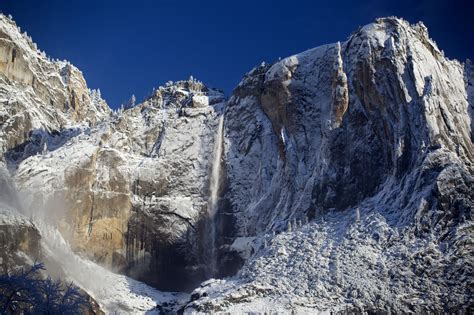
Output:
[
  {"xmin": 185, "ymin": 192, "xmax": 472, "ymax": 313},
  {"xmin": 38, "ymin": 221, "xmax": 187, "ymax": 314}
]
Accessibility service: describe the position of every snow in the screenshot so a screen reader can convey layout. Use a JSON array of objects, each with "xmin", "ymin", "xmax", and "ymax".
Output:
[
  {"xmin": 186, "ymin": 205, "xmax": 473, "ymax": 313},
  {"xmin": 192, "ymin": 94, "xmax": 209, "ymax": 107},
  {"xmin": 229, "ymin": 237, "xmax": 256, "ymax": 260},
  {"xmin": 38, "ymin": 222, "xmax": 187, "ymax": 314},
  {"xmin": 0, "ymin": 204, "xmax": 32, "ymax": 227},
  {"xmin": 359, "ymin": 21, "xmax": 391, "ymax": 48}
]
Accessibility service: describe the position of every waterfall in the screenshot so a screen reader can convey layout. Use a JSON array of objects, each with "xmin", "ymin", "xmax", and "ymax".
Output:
[
  {"xmin": 209, "ymin": 114, "xmax": 224, "ymax": 219},
  {"xmin": 207, "ymin": 114, "xmax": 224, "ymax": 277}
]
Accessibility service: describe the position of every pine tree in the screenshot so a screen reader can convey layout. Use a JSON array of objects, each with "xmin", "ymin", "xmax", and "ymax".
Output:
[
  {"xmin": 0, "ymin": 262, "xmax": 89, "ymax": 313},
  {"xmin": 42, "ymin": 141, "xmax": 48, "ymax": 154},
  {"xmin": 124, "ymin": 94, "xmax": 136, "ymax": 110}
]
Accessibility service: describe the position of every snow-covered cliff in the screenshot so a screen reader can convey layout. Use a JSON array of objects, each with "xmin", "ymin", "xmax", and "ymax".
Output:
[
  {"xmin": 224, "ymin": 17, "xmax": 472, "ymax": 233},
  {"xmin": 0, "ymin": 14, "xmax": 472, "ymax": 313},
  {"xmin": 186, "ymin": 17, "xmax": 473, "ymax": 313},
  {"xmin": 0, "ymin": 14, "xmax": 109, "ymax": 160}
]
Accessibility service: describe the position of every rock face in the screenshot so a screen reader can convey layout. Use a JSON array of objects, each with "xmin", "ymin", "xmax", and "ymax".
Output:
[
  {"xmin": 187, "ymin": 17, "xmax": 473, "ymax": 313},
  {"xmin": 0, "ymin": 15, "xmax": 109, "ymax": 160},
  {"xmin": 0, "ymin": 207, "xmax": 40, "ymax": 275},
  {"xmin": 11, "ymin": 79, "xmax": 229, "ymax": 291},
  {"xmin": 0, "ymin": 164, "xmax": 40, "ymax": 274},
  {"xmin": 0, "ymin": 14, "xmax": 472, "ymax": 313},
  {"xmin": 225, "ymin": 18, "xmax": 472, "ymax": 235}
]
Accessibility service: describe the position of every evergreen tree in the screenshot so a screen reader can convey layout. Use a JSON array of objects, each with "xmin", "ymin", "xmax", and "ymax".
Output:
[
  {"xmin": 123, "ymin": 94, "xmax": 136, "ymax": 110},
  {"xmin": 0, "ymin": 262, "xmax": 90, "ymax": 314}
]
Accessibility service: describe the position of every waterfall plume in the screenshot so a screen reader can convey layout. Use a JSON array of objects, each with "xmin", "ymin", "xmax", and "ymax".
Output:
[
  {"xmin": 206, "ymin": 114, "xmax": 225, "ymax": 277},
  {"xmin": 208, "ymin": 114, "xmax": 224, "ymax": 218}
]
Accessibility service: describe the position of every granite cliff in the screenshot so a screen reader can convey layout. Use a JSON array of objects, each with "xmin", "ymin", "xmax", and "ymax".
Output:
[{"xmin": 0, "ymin": 14, "xmax": 472, "ymax": 313}]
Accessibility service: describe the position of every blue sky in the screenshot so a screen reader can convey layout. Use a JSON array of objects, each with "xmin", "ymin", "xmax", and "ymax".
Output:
[{"xmin": 0, "ymin": 0, "xmax": 472, "ymax": 108}]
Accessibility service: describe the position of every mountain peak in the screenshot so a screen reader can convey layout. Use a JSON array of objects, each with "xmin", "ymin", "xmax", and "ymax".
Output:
[{"xmin": 141, "ymin": 77, "xmax": 225, "ymax": 109}]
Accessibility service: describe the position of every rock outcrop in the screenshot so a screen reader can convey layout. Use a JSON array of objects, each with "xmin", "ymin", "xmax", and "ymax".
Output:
[
  {"xmin": 0, "ymin": 207, "xmax": 40, "ymax": 274},
  {"xmin": 0, "ymin": 15, "xmax": 109, "ymax": 161}
]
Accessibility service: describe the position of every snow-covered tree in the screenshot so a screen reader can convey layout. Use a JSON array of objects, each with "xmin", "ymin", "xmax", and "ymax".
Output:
[
  {"xmin": 41, "ymin": 141, "xmax": 48, "ymax": 154},
  {"xmin": 123, "ymin": 94, "xmax": 136, "ymax": 110},
  {"xmin": 39, "ymin": 134, "xmax": 48, "ymax": 155},
  {"xmin": 0, "ymin": 262, "xmax": 89, "ymax": 313}
]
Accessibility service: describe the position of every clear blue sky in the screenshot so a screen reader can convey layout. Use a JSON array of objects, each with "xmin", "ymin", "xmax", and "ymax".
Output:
[{"xmin": 0, "ymin": 0, "xmax": 472, "ymax": 108}]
